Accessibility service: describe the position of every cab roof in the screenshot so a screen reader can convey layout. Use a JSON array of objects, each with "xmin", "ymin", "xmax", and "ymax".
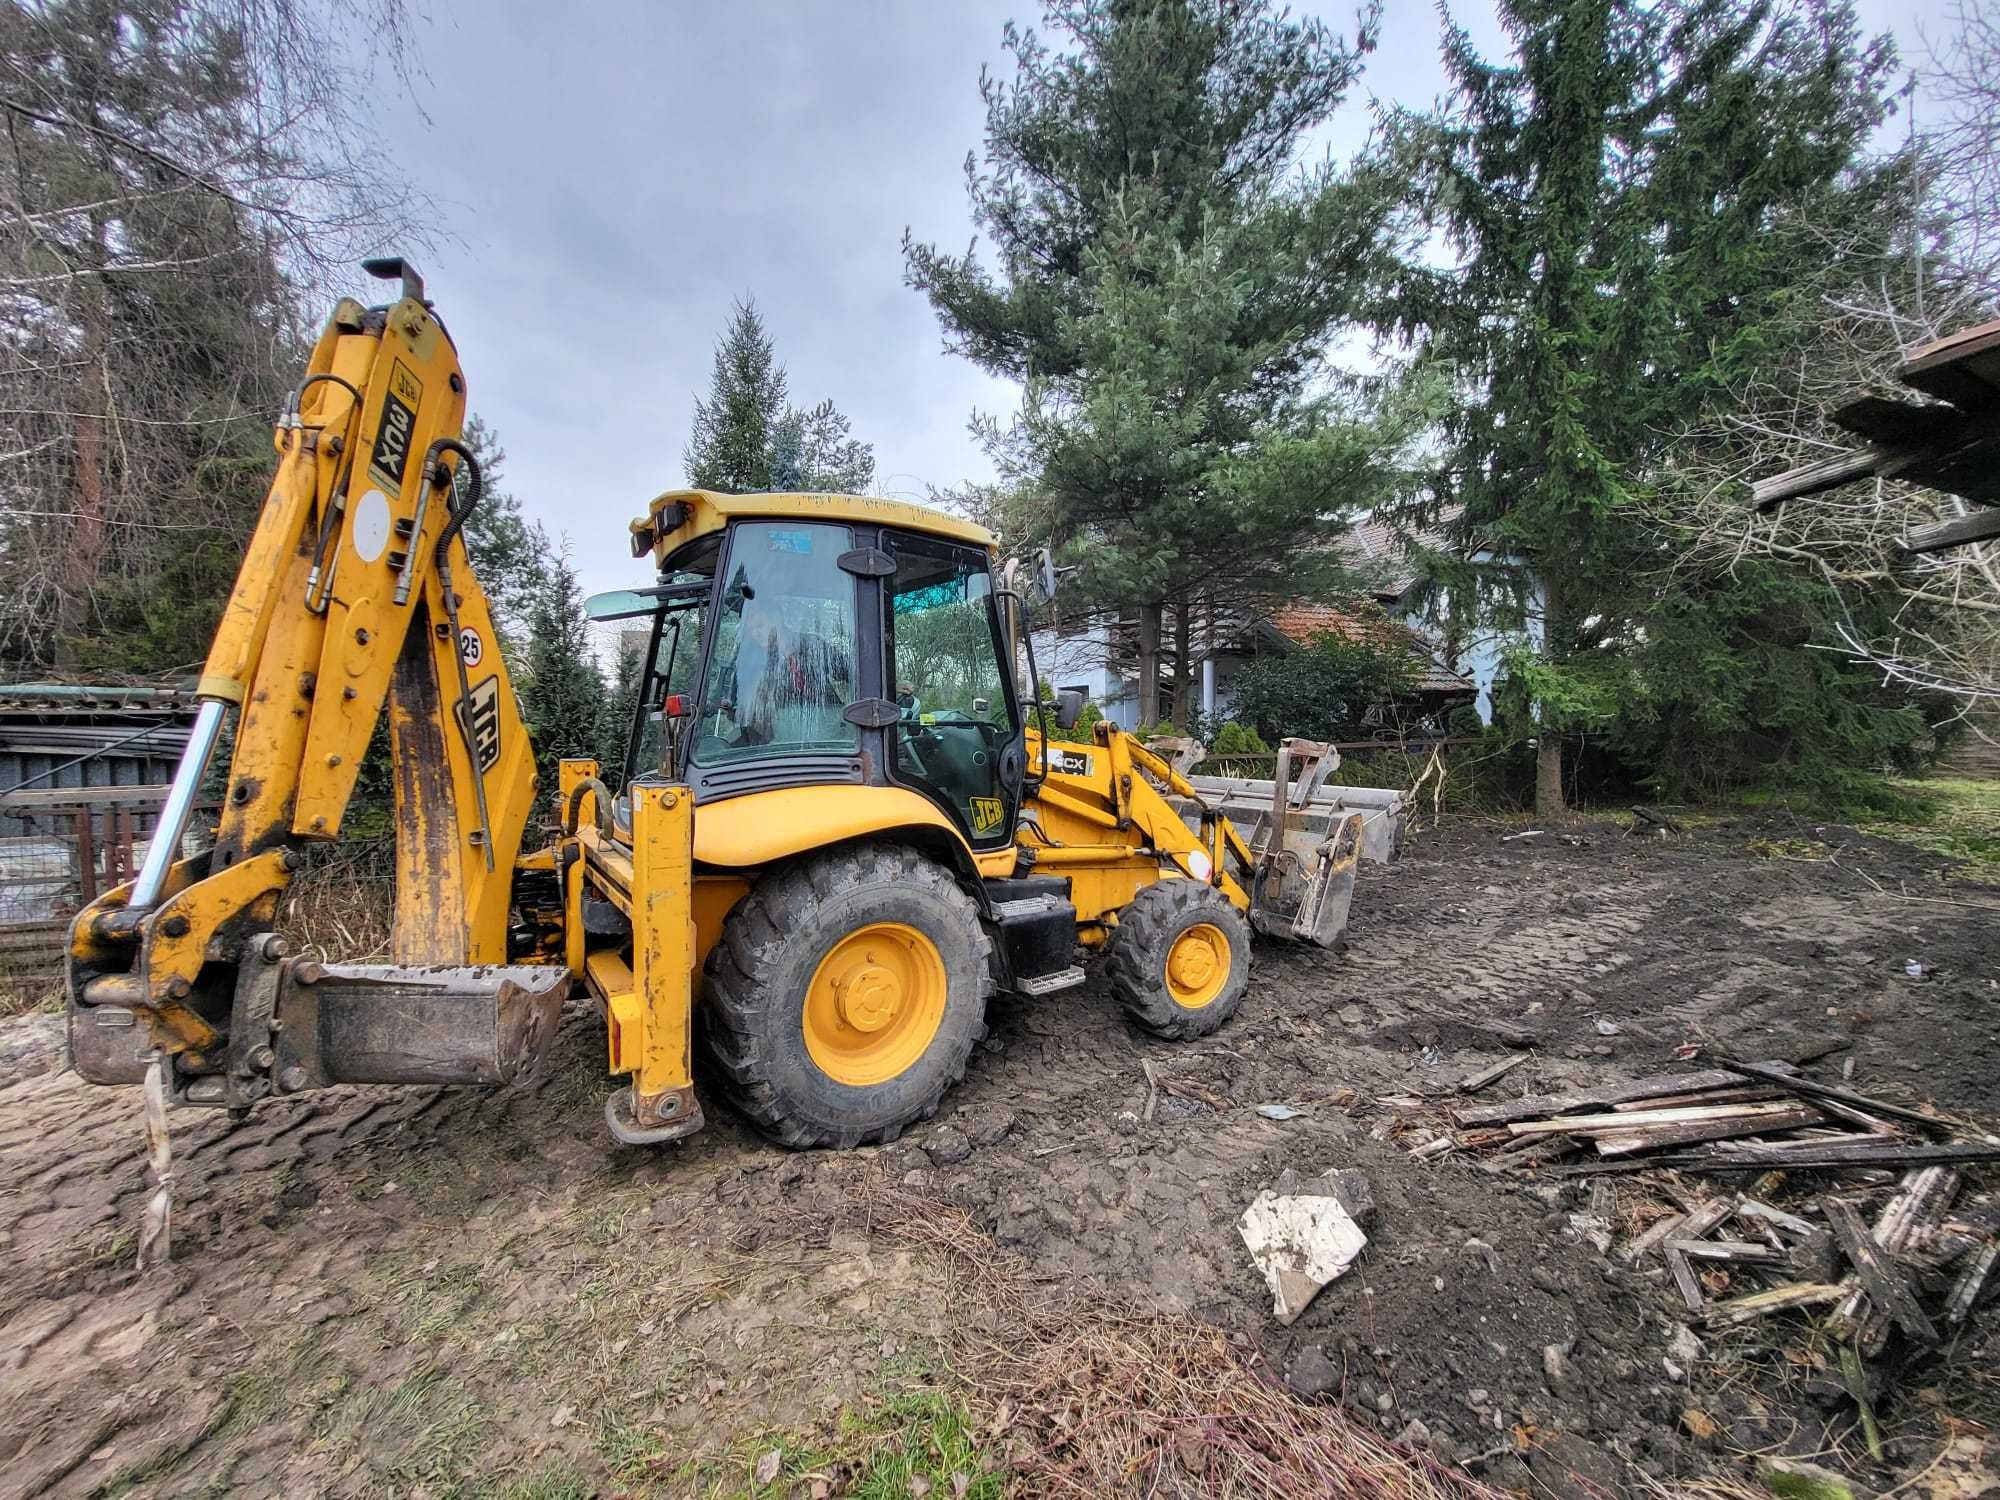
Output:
[{"xmin": 632, "ymin": 488, "xmax": 995, "ymax": 563}]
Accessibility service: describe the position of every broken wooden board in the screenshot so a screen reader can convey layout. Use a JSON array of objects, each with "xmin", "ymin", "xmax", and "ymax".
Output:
[
  {"xmin": 1452, "ymin": 1066, "xmax": 1790, "ymax": 1128},
  {"xmin": 1734, "ymin": 1197, "xmax": 1818, "ymax": 1239},
  {"xmin": 1594, "ymin": 1105, "xmax": 1827, "ymax": 1157},
  {"xmin": 1508, "ymin": 1100, "xmax": 1826, "ymax": 1139},
  {"xmin": 1847, "ymin": 1168, "xmax": 1961, "ymax": 1354},
  {"xmin": 1664, "ymin": 1140, "xmax": 2000, "ymax": 1171},
  {"xmin": 1710, "ymin": 1057, "xmax": 1957, "ymax": 1136},
  {"xmin": 1823, "ymin": 1198, "xmax": 1939, "ymax": 1346},
  {"xmin": 1670, "ymin": 1238, "xmax": 1790, "ymax": 1266},
  {"xmin": 1703, "ymin": 1283, "xmax": 1847, "ymax": 1328},
  {"xmin": 1457, "ymin": 1054, "xmax": 1529, "ymax": 1094},
  {"xmin": 1945, "ymin": 1240, "xmax": 1999, "ymax": 1325},
  {"xmin": 1666, "ymin": 1246, "xmax": 1706, "ymax": 1315}
]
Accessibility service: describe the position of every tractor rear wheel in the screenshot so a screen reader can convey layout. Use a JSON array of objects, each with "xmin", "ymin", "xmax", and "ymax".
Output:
[
  {"xmin": 1106, "ymin": 878, "xmax": 1252, "ymax": 1040},
  {"xmin": 702, "ymin": 843, "xmax": 993, "ymax": 1148}
]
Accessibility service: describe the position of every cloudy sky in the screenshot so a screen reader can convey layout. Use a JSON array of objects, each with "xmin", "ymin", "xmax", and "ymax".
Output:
[{"xmin": 372, "ymin": 0, "xmax": 1955, "ymax": 604}]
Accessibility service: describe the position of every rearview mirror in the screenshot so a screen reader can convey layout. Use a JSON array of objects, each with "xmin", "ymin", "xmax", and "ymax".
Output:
[
  {"xmin": 1032, "ymin": 546, "xmax": 1058, "ymax": 607},
  {"xmin": 1055, "ymin": 688, "xmax": 1086, "ymax": 730}
]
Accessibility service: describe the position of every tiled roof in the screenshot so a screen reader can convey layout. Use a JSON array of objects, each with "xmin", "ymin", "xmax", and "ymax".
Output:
[
  {"xmin": 1266, "ymin": 603, "xmax": 1476, "ymax": 697},
  {"xmin": 1326, "ymin": 509, "xmax": 1462, "ymax": 600}
]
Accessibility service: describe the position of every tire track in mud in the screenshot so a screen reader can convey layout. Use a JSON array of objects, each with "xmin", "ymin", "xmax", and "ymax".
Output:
[{"xmin": 0, "ymin": 1006, "xmax": 621, "ymax": 1497}]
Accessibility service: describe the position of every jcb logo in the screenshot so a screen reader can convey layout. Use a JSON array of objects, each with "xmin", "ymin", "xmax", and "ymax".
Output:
[
  {"xmin": 969, "ymin": 796, "xmax": 1004, "ymax": 835},
  {"xmin": 457, "ymin": 675, "xmax": 501, "ymax": 775}
]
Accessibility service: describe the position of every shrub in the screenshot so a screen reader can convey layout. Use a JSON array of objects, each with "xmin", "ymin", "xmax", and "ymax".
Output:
[{"xmin": 1228, "ymin": 635, "xmax": 1417, "ymax": 743}]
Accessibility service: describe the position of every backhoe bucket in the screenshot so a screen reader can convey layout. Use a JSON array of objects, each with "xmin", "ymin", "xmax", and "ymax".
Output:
[
  {"xmin": 71, "ymin": 958, "xmax": 571, "ymax": 1103},
  {"xmin": 280, "ymin": 962, "xmax": 570, "ymax": 1087}
]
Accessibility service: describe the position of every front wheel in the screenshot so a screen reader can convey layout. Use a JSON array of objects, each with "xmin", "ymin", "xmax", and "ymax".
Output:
[
  {"xmin": 702, "ymin": 843, "xmax": 993, "ymax": 1148},
  {"xmin": 1106, "ymin": 878, "xmax": 1252, "ymax": 1040}
]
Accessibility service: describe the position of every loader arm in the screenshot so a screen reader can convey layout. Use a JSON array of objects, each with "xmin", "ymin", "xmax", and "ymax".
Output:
[
  {"xmin": 1023, "ymin": 722, "xmax": 1364, "ymax": 950},
  {"xmin": 66, "ymin": 263, "xmax": 571, "ymax": 1109}
]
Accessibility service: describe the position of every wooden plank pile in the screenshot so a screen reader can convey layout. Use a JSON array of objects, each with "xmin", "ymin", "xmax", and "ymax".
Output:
[
  {"xmin": 1414, "ymin": 1054, "xmax": 2000, "ymax": 1174},
  {"xmin": 1404, "ymin": 1051, "xmax": 2000, "ymax": 1427},
  {"xmin": 1622, "ymin": 1170, "xmax": 2000, "ymax": 1340}
]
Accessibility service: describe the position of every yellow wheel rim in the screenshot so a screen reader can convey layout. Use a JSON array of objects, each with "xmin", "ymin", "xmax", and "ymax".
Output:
[
  {"xmin": 802, "ymin": 922, "xmax": 948, "ymax": 1087},
  {"xmin": 1165, "ymin": 922, "xmax": 1230, "ymax": 1010}
]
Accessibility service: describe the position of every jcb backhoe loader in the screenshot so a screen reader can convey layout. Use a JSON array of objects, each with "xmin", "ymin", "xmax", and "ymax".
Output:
[{"xmin": 65, "ymin": 263, "xmax": 1366, "ymax": 1149}]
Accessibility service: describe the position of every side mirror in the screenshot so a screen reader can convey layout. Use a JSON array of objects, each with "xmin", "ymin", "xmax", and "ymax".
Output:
[
  {"xmin": 1032, "ymin": 546, "xmax": 1058, "ymax": 607},
  {"xmin": 1054, "ymin": 688, "xmax": 1086, "ymax": 730}
]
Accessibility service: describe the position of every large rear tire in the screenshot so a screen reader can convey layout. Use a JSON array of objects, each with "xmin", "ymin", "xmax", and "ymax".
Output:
[
  {"xmin": 702, "ymin": 843, "xmax": 993, "ymax": 1148},
  {"xmin": 1107, "ymin": 878, "xmax": 1252, "ymax": 1040}
]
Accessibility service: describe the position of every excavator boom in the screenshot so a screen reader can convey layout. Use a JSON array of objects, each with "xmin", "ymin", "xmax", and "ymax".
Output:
[{"xmin": 66, "ymin": 261, "xmax": 575, "ymax": 1106}]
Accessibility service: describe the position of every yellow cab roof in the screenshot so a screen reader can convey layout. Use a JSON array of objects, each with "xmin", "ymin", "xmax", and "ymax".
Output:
[{"xmin": 632, "ymin": 488, "xmax": 995, "ymax": 563}]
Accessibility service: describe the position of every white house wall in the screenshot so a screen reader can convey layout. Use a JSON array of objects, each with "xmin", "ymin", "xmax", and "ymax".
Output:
[{"xmin": 1029, "ymin": 621, "xmax": 1143, "ymax": 730}]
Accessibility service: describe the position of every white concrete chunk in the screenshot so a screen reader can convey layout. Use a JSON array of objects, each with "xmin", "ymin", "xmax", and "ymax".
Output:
[{"xmin": 1238, "ymin": 1190, "xmax": 1368, "ymax": 1326}]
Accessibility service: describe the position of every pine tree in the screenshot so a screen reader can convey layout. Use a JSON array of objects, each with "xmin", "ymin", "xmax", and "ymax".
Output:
[
  {"xmin": 1379, "ymin": 0, "xmax": 1896, "ymax": 811},
  {"xmin": 0, "ymin": 0, "xmax": 430, "ymax": 674},
  {"xmin": 521, "ymin": 545, "xmax": 605, "ymax": 792},
  {"xmin": 684, "ymin": 300, "xmax": 876, "ymax": 494},
  {"xmin": 905, "ymin": 0, "xmax": 1395, "ymax": 724},
  {"xmin": 457, "ymin": 415, "xmax": 549, "ymax": 658},
  {"xmin": 596, "ymin": 643, "xmax": 644, "ymax": 779}
]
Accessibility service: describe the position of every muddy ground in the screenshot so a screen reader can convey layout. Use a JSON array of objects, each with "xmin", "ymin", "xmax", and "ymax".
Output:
[{"xmin": 1, "ymin": 814, "xmax": 1995, "ymax": 1498}]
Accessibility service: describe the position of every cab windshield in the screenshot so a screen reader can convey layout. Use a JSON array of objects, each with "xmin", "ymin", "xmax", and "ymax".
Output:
[{"xmin": 692, "ymin": 521, "xmax": 859, "ymax": 765}]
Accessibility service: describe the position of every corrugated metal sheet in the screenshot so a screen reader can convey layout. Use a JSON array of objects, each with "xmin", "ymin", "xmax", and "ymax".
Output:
[{"xmin": 0, "ymin": 686, "xmax": 195, "ymax": 922}]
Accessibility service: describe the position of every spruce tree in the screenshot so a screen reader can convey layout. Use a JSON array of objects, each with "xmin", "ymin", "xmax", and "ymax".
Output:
[
  {"xmin": 1379, "ymin": 0, "xmax": 1895, "ymax": 811},
  {"xmin": 457, "ymin": 415, "xmax": 550, "ymax": 659},
  {"xmin": 521, "ymin": 546, "xmax": 606, "ymax": 792},
  {"xmin": 596, "ymin": 643, "xmax": 644, "ymax": 779},
  {"xmin": 906, "ymin": 0, "xmax": 1395, "ymax": 724},
  {"xmin": 685, "ymin": 300, "xmax": 875, "ymax": 493}
]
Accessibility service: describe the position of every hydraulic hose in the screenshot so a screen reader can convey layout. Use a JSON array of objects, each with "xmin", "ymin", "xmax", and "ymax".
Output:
[
  {"xmin": 564, "ymin": 777, "xmax": 616, "ymax": 840},
  {"xmin": 429, "ymin": 438, "xmax": 483, "ymax": 565},
  {"xmin": 421, "ymin": 437, "xmax": 492, "ymax": 868}
]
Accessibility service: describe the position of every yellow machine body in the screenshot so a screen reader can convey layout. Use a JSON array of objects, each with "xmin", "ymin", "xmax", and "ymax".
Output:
[{"xmin": 64, "ymin": 271, "xmax": 1365, "ymax": 1151}]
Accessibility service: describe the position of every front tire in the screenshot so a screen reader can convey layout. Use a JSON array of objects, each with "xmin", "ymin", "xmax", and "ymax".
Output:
[
  {"xmin": 702, "ymin": 843, "xmax": 993, "ymax": 1148},
  {"xmin": 1107, "ymin": 878, "xmax": 1252, "ymax": 1040}
]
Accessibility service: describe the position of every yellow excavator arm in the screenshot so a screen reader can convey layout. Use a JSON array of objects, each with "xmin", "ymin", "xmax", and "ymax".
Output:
[{"xmin": 66, "ymin": 261, "xmax": 570, "ymax": 1109}]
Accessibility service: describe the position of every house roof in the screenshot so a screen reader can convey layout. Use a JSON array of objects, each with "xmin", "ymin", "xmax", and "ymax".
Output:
[
  {"xmin": 1264, "ymin": 603, "xmax": 1477, "ymax": 698},
  {"xmin": 1326, "ymin": 510, "xmax": 1466, "ymax": 599}
]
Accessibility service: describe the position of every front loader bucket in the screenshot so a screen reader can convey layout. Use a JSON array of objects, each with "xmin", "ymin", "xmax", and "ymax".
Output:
[
  {"xmin": 1248, "ymin": 809, "xmax": 1365, "ymax": 948},
  {"xmin": 1182, "ymin": 777, "xmax": 1406, "ymax": 864}
]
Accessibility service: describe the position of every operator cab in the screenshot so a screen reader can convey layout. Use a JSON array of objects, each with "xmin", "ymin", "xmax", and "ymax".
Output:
[{"xmin": 587, "ymin": 502, "xmax": 1028, "ymax": 852}]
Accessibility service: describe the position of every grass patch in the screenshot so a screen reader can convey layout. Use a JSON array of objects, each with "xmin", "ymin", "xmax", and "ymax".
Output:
[
  {"xmin": 1858, "ymin": 777, "xmax": 2000, "ymax": 883},
  {"xmin": 310, "ymin": 1363, "xmax": 493, "ymax": 1487},
  {"xmin": 681, "ymin": 1384, "xmax": 1004, "ymax": 1500}
]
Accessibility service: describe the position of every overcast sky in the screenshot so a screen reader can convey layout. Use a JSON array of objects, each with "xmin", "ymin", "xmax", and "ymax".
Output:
[{"xmin": 372, "ymin": 0, "xmax": 1954, "ymax": 605}]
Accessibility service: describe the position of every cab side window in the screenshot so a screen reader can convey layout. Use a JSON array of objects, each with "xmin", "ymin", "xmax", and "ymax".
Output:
[{"xmin": 885, "ymin": 534, "xmax": 1013, "ymax": 843}]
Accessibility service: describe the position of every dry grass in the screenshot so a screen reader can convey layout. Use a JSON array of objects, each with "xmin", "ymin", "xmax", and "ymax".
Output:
[
  {"xmin": 814, "ymin": 1180, "xmax": 1504, "ymax": 1500},
  {"xmin": 277, "ymin": 835, "xmax": 394, "ymax": 959}
]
